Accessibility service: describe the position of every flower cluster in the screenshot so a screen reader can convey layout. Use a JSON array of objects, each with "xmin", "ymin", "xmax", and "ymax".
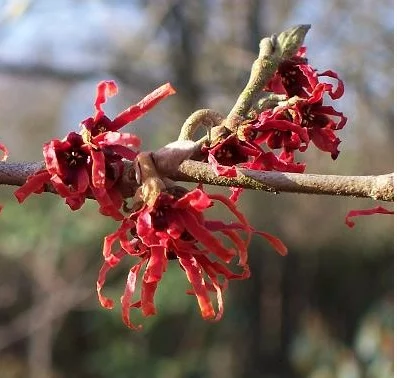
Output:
[
  {"xmin": 98, "ymin": 186, "xmax": 251, "ymax": 329},
  {"xmin": 11, "ymin": 45, "xmax": 349, "ymax": 329},
  {"xmin": 97, "ymin": 152, "xmax": 286, "ymax": 329},
  {"xmin": 7, "ymin": 28, "xmax": 393, "ymax": 332},
  {"xmin": 13, "ymin": 80, "xmax": 286, "ymax": 329},
  {"xmin": 204, "ymin": 47, "xmax": 347, "ymax": 190}
]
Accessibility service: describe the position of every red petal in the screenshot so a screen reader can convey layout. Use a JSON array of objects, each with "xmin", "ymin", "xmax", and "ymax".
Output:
[
  {"xmin": 50, "ymin": 174, "xmax": 75, "ymax": 197},
  {"xmin": 0, "ymin": 143, "xmax": 9, "ymax": 161},
  {"xmin": 175, "ymin": 187, "xmax": 212, "ymax": 211},
  {"xmin": 91, "ymin": 150, "xmax": 106, "ymax": 188},
  {"xmin": 111, "ymin": 83, "xmax": 176, "ymax": 130},
  {"xmin": 14, "ymin": 170, "xmax": 51, "ymax": 203},
  {"xmin": 96, "ymin": 249, "xmax": 126, "ymax": 309},
  {"xmin": 120, "ymin": 262, "xmax": 144, "ymax": 330},
  {"xmin": 143, "ymin": 246, "xmax": 166, "ymax": 283},
  {"xmin": 196, "ymin": 255, "xmax": 249, "ymax": 280},
  {"xmin": 229, "ymin": 187, "xmax": 243, "ymax": 202},
  {"xmin": 318, "ymin": 70, "xmax": 345, "ymax": 99},
  {"xmin": 178, "ymin": 256, "xmax": 215, "ymax": 319},
  {"xmin": 254, "ymin": 230, "xmax": 288, "ymax": 256},
  {"xmin": 221, "ymin": 229, "xmax": 248, "ymax": 266},
  {"xmin": 65, "ymin": 195, "xmax": 86, "ymax": 210},
  {"xmin": 314, "ymin": 105, "xmax": 347, "ymax": 130},
  {"xmin": 107, "ymin": 144, "xmax": 138, "ymax": 161},
  {"xmin": 76, "ymin": 167, "xmax": 90, "ymax": 193},
  {"xmin": 94, "ymin": 131, "xmax": 141, "ymax": 149},
  {"xmin": 141, "ymin": 281, "xmax": 158, "ymax": 316},
  {"xmin": 93, "ymin": 81, "xmax": 118, "ymax": 121},
  {"xmin": 209, "ymin": 277, "xmax": 224, "ymax": 322},
  {"xmin": 182, "ymin": 211, "xmax": 235, "ymax": 262},
  {"xmin": 208, "ymin": 154, "xmax": 238, "ymax": 177},
  {"xmin": 257, "ymin": 119, "xmax": 310, "ymax": 144},
  {"xmin": 310, "ymin": 128, "xmax": 341, "ymax": 159},
  {"xmin": 208, "ymin": 193, "xmax": 251, "ymax": 232},
  {"xmin": 90, "ymin": 186, "xmax": 124, "ymax": 220},
  {"xmin": 345, "ymin": 206, "xmax": 394, "ymax": 228},
  {"xmin": 43, "ymin": 141, "xmax": 63, "ymax": 175}
]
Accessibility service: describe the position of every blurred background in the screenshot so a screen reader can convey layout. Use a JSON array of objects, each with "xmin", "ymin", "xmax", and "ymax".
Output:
[{"xmin": 0, "ymin": 0, "xmax": 393, "ymax": 377}]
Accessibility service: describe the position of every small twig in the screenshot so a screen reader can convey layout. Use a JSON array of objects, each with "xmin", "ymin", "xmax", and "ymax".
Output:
[
  {"xmin": 225, "ymin": 24, "xmax": 311, "ymax": 131},
  {"xmin": 177, "ymin": 109, "xmax": 224, "ymax": 142}
]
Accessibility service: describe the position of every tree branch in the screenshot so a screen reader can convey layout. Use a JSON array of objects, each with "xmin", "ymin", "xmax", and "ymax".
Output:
[{"xmin": 0, "ymin": 161, "xmax": 393, "ymax": 202}]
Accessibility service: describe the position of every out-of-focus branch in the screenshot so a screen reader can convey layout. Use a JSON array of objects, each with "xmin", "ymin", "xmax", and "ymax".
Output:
[{"xmin": 0, "ymin": 161, "xmax": 393, "ymax": 202}]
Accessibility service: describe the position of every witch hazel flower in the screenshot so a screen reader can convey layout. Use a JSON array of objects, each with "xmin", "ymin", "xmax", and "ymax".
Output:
[
  {"xmin": 252, "ymin": 50, "xmax": 346, "ymax": 161},
  {"xmin": 266, "ymin": 46, "xmax": 345, "ymax": 100},
  {"xmin": 14, "ymin": 81, "xmax": 175, "ymax": 219},
  {"xmin": 97, "ymin": 152, "xmax": 287, "ymax": 329}
]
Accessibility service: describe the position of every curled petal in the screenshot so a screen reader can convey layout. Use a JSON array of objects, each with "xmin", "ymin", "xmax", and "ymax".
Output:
[
  {"xmin": 97, "ymin": 249, "xmax": 127, "ymax": 309},
  {"xmin": 94, "ymin": 81, "xmax": 118, "ymax": 121},
  {"xmin": 318, "ymin": 70, "xmax": 344, "ymax": 99},
  {"xmin": 175, "ymin": 187, "xmax": 212, "ymax": 211},
  {"xmin": 196, "ymin": 255, "xmax": 249, "ymax": 280},
  {"xmin": 14, "ymin": 170, "xmax": 51, "ymax": 203},
  {"xmin": 345, "ymin": 206, "xmax": 394, "ymax": 228},
  {"xmin": 121, "ymin": 263, "xmax": 144, "ymax": 330}
]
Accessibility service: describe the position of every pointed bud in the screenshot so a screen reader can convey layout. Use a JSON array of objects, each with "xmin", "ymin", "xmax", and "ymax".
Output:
[{"xmin": 277, "ymin": 24, "xmax": 311, "ymax": 59}]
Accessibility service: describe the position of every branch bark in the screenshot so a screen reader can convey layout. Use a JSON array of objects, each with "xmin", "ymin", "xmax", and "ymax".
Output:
[{"xmin": 0, "ymin": 161, "xmax": 393, "ymax": 202}]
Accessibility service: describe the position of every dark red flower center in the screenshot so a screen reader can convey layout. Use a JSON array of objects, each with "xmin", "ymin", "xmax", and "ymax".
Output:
[
  {"xmin": 301, "ymin": 105, "xmax": 328, "ymax": 129},
  {"xmin": 214, "ymin": 144, "xmax": 248, "ymax": 165},
  {"xmin": 281, "ymin": 69, "xmax": 299, "ymax": 87},
  {"xmin": 152, "ymin": 206, "xmax": 170, "ymax": 230},
  {"xmin": 63, "ymin": 149, "xmax": 88, "ymax": 168}
]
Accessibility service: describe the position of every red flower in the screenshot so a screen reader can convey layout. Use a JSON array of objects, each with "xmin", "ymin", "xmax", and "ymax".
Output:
[
  {"xmin": 266, "ymin": 47, "xmax": 318, "ymax": 98},
  {"xmin": 97, "ymin": 186, "xmax": 287, "ymax": 329},
  {"xmin": 253, "ymin": 108, "xmax": 310, "ymax": 153},
  {"xmin": 266, "ymin": 46, "xmax": 345, "ymax": 100},
  {"xmin": 205, "ymin": 126, "xmax": 263, "ymax": 178},
  {"xmin": 290, "ymin": 83, "xmax": 347, "ymax": 159},
  {"xmin": 15, "ymin": 132, "xmax": 130, "ymax": 218},
  {"xmin": 15, "ymin": 81, "xmax": 176, "ymax": 218}
]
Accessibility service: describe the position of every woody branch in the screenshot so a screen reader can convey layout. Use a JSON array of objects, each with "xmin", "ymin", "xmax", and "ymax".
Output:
[{"xmin": 0, "ymin": 161, "xmax": 393, "ymax": 202}]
